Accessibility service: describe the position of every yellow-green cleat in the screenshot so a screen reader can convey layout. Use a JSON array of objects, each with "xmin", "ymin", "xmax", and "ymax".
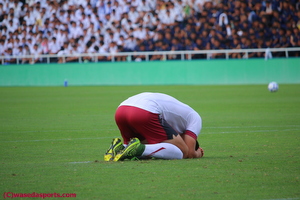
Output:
[
  {"xmin": 104, "ymin": 138, "xmax": 125, "ymax": 161},
  {"xmin": 113, "ymin": 138, "xmax": 145, "ymax": 161}
]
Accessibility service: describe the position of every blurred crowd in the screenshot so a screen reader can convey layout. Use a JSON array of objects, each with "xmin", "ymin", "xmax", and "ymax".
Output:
[{"xmin": 0, "ymin": 0, "xmax": 300, "ymax": 64}]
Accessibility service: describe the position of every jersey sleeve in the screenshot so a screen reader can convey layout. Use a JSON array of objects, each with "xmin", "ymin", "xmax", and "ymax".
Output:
[{"xmin": 184, "ymin": 130, "xmax": 197, "ymax": 140}]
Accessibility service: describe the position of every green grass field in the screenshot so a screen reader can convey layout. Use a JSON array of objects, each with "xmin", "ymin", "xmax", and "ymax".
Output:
[{"xmin": 0, "ymin": 85, "xmax": 299, "ymax": 200}]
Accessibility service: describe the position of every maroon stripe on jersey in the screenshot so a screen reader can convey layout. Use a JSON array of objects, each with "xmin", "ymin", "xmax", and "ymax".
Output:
[{"xmin": 146, "ymin": 147, "xmax": 166, "ymax": 157}]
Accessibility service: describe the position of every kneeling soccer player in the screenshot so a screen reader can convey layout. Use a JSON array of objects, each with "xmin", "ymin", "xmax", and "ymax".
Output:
[{"xmin": 104, "ymin": 92, "xmax": 204, "ymax": 161}]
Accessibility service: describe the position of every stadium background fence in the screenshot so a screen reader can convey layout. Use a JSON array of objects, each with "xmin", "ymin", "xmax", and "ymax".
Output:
[{"xmin": 0, "ymin": 56, "xmax": 299, "ymax": 87}]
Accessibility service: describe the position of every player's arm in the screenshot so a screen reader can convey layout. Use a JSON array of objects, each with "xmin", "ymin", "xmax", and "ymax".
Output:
[{"xmin": 181, "ymin": 132, "xmax": 203, "ymax": 158}]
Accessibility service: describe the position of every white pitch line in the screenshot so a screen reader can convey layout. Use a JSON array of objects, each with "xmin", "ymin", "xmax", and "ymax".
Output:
[
  {"xmin": 0, "ymin": 128, "xmax": 118, "ymax": 134},
  {"xmin": 263, "ymin": 198, "xmax": 299, "ymax": 200},
  {"xmin": 1, "ymin": 136, "xmax": 119, "ymax": 143},
  {"xmin": 69, "ymin": 161, "xmax": 93, "ymax": 164},
  {"xmin": 205, "ymin": 125, "xmax": 300, "ymax": 129},
  {"xmin": 205, "ymin": 128, "xmax": 300, "ymax": 134}
]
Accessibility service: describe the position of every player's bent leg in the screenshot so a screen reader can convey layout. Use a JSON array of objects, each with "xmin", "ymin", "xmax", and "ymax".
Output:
[
  {"xmin": 142, "ymin": 143, "xmax": 183, "ymax": 159},
  {"xmin": 114, "ymin": 138, "xmax": 183, "ymax": 160},
  {"xmin": 163, "ymin": 134, "xmax": 189, "ymax": 158}
]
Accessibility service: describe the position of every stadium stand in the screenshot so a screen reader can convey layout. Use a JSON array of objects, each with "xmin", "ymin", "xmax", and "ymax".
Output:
[{"xmin": 0, "ymin": 0, "xmax": 299, "ymax": 64}]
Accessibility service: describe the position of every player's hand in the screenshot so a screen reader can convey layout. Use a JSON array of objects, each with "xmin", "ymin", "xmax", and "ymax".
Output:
[{"xmin": 197, "ymin": 147, "xmax": 204, "ymax": 158}]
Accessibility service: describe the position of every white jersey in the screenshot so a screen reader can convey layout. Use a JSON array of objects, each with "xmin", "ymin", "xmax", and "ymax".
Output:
[{"xmin": 119, "ymin": 92, "xmax": 202, "ymax": 137}]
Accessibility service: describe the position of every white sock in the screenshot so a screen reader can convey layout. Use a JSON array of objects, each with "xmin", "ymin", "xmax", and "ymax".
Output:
[{"xmin": 141, "ymin": 143, "xmax": 183, "ymax": 160}]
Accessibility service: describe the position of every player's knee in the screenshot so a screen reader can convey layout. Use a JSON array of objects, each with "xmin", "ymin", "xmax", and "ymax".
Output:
[{"xmin": 181, "ymin": 146, "xmax": 189, "ymax": 159}]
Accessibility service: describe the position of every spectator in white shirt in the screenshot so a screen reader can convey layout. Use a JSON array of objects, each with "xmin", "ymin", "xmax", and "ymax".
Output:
[
  {"xmin": 95, "ymin": 40, "xmax": 109, "ymax": 61},
  {"xmin": 133, "ymin": 25, "xmax": 147, "ymax": 40},
  {"xmin": 0, "ymin": 39, "xmax": 5, "ymax": 55},
  {"xmin": 87, "ymin": 23, "xmax": 98, "ymax": 38},
  {"xmin": 49, "ymin": 11, "xmax": 57, "ymax": 22},
  {"xmin": 66, "ymin": 43, "xmax": 83, "ymax": 63},
  {"xmin": 104, "ymin": 1, "xmax": 113, "ymax": 15},
  {"xmin": 84, "ymin": 3, "xmax": 93, "ymax": 15},
  {"xmin": 0, "ymin": 3, "xmax": 5, "ymax": 17},
  {"xmin": 69, "ymin": 21, "xmax": 83, "ymax": 39},
  {"xmin": 3, "ymin": 48, "xmax": 16, "ymax": 64},
  {"xmin": 110, "ymin": 9, "xmax": 121, "ymax": 23},
  {"xmin": 120, "ymin": 12, "xmax": 129, "ymax": 28},
  {"xmin": 77, "ymin": 35, "xmax": 87, "ymax": 51},
  {"xmin": 128, "ymin": 6, "xmax": 140, "ymax": 23},
  {"xmin": 11, "ymin": 1, "xmax": 23, "ymax": 18},
  {"xmin": 47, "ymin": 1, "xmax": 57, "ymax": 17},
  {"xmin": 124, "ymin": 35, "xmax": 137, "ymax": 51},
  {"xmin": 68, "ymin": 10, "xmax": 81, "ymax": 21},
  {"xmin": 161, "ymin": 10, "xmax": 176, "ymax": 26},
  {"xmin": 75, "ymin": 5, "xmax": 84, "ymax": 20},
  {"xmin": 99, "ymin": 40, "xmax": 108, "ymax": 53},
  {"xmin": 57, "ymin": 42, "xmax": 71, "ymax": 63},
  {"xmin": 96, "ymin": 0, "xmax": 106, "ymax": 19},
  {"xmin": 5, "ymin": 37, "xmax": 13, "ymax": 49},
  {"xmin": 108, "ymin": 41, "xmax": 118, "ymax": 54},
  {"xmin": 82, "ymin": 40, "xmax": 97, "ymax": 62},
  {"xmin": 1, "ymin": 13, "xmax": 9, "ymax": 27},
  {"xmin": 57, "ymin": 10, "xmax": 68, "ymax": 23},
  {"xmin": 116, "ymin": 35, "xmax": 126, "ymax": 47},
  {"xmin": 1, "ymin": 26, "xmax": 7, "ymax": 37},
  {"xmin": 168, "ymin": 2, "xmax": 183, "ymax": 23},
  {"xmin": 51, "ymin": 27, "xmax": 59, "ymax": 38},
  {"xmin": 21, "ymin": 45, "xmax": 31, "ymax": 64},
  {"xmin": 6, "ymin": 8, "xmax": 15, "ymax": 21},
  {"xmin": 23, "ymin": 11, "xmax": 35, "ymax": 26},
  {"xmin": 137, "ymin": 0, "xmax": 151, "ymax": 12},
  {"xmin": 40, "ymin": 37, "xmax": 50, "ymax": 55},
  {"xmin": 145, "ymin": 26, "xmax": 155, "ymax": 38},
  {"xmin": 6, "ymin": 6, "xmax": 14, "ymax": 17},
  {"xmin": 130, "ymin": 0, "xmax": 141, "ymax": 8},
  {"xmin": 82, "ymin": 29, "xmax": 91, "ymax": 44},
  {"xmin": 142, "ymin": 12, "xmax": 154, "ymax": 29},
  {"xmin": 89, "ymin": 14, "xmax": 100, "ymax": 30},
  {"xmin": 12, "ymin": 37, "xmax": 20, "ymax": 48},
  {"xmin": 26, "ymin": 38, "xmax": 35, "ymax": 52},
  {"xmin": 59, "ymin": 29, "xmax": 69, "ymax": 46},
  {"xmin": 30, "ymin": 44, "xmax": 42, "ymax": 64},
  {"xmin": 120, "ymin": 1, "xmax": 129, "ymax": 13},
  {"xmin": 19, "ymin": 37, "xmax": 27, "ymax": 47},
  {"xmin": 126, "ymin": 20, "xmax": 138, "ymax": 34},
  {"xmin": 48, "ymin": 37, "xmax": 61, "ymax": 54},
  {"xmin": 194, "ymin": 0, "xmax": 206, "ymax": 13},
  {"xmin": 107, "ymin": 41, "xmax": 122, "ymax": 61},
  {"xmin": 112, "ymin": 1, "xmax": 123, "ymax": 16},
  {"xmin": 101, "ymin": 13, "xmax": 113, "ymax": 28},
  {"xmin": 13, "ymin": 45, "xmax": 23, "ymax": 64},
  {"xmin": 113, "ymin": 26, "xmax": 128, "ymax": 42},
  {"xmin": 32, "ymin": 4, "xmax": 42, "ymax": 22},
  {"xmin": 148, "ymin": 0, "xmax": 156, "ymax": 9},
  {"xmin": 19, "ymin": 3, "xmax": 29, "ymax": 17},
  {"xmin": 41, "ymin": 22, "xmax": 52, "ymax": 36},
  {"xmin": 104, "ymin": 31, "xmax": 114, "ymax": 46},
  {"xmin": 80, "ymin": 13, "xmax": 90, "ymax": 29},
  {"xmin": 41, "ymin": 5, "xmax": 51, "ymax": 19},
  {"xmin": 6, "ymin": 20, "xmax": 18, "ymax": 33},
  {"xmin": 54, "ymin": 28, "xmax": 64, "ymax": 46}
]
